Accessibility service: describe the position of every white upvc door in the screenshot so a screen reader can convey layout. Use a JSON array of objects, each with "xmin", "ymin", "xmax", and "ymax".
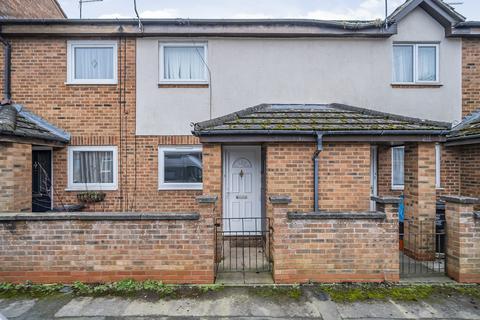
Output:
[
  {"xmin": 223, "ymin": 146, "xmax": 261, "ymax": 234},
  {"xmin": 370, "ymin": 146, "xmax": 378, "ymax": 211}
]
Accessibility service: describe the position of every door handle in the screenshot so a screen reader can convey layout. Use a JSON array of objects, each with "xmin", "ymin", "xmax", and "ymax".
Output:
[{"xmin": 236, "ymin": 195, "xmax": 247, "ymax": 199}]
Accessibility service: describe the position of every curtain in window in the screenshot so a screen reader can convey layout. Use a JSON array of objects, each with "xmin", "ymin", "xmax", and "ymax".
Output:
[
  {"xmin": 73, "ymin": 151, "xmax": 113, "ymax": 184},
  {"xmin": 418, "ymin": 46, "xmax": 436, "ymax": 81},
  {"xmin": 164, "ymin": 47, "xmax": 205, "ymax": 80},
  {"xmin": 392, "ymin": 147, "xmax": 404, "ymax": 187},
  {"xmin": 74, "ymin": 47, "xmax": 114, "ymax": 80},
  {"xmin": 393, "ymin": 46, "xmax": 413, "ymax": 82}
]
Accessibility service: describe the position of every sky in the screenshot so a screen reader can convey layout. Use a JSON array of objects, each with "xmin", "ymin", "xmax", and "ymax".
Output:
[{"xmin": 57, "ymin": 0, "xmax": 480, "ymax": 21}]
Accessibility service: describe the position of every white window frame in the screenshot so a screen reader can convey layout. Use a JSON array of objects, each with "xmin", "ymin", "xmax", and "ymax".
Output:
[
  {"xmin": 67, "ymin": 146, "xmax": 118, "ymax": 191},
  {"xmin": 67, "ymin": 40, "xmax": 118, "ymax": 84},
  {"xmin": 435, "ymin": 143, "xmax": 442, "ymax": 189},
  {"xmin": 391, "ymin": 146, "xmax": 405, "ymax": 191},
  {"xmin": 159, "ymin": 42, "xmax": 208, "ymax": 84},
  {"xmin": 158, "ymin": 145, "xmax": 203, "ymax": 190},
  {"xmin": 392, "ymin": 43, "xmax": 439, "ymax": 84}
]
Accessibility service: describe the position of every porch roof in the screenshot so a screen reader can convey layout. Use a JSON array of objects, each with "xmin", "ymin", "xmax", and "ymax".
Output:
[
  {"xmin": 0, "ymin": 104, "xmax": 70, "ymax": 145},
  {"xmin": 446, "ymin": 110, "xmax": 480, "ymax": 146},
  {"xmin": 193, "ymin": 104, "xmax": 450, "ymax": 141}
]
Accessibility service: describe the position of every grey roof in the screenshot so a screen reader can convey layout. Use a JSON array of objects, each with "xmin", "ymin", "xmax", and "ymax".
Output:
[
  {"xmin": 448, "ymin": 110, "xmax": 480, "ymax": 142},
  {"xmin": 388, "ymin": 0, "xmax": 465, "ymax": 24},
  {"xmin": 193, "ymin": 104, "xmax": 450, "ymax": 136},
  {"xmin": 0, "ymin": 104, "xmax": 70, "ymax": 143}
]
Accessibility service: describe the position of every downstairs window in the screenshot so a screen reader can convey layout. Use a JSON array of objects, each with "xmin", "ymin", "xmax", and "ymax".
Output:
[
  {"xmin": 68, "ymin": 146, "xmax": 118, "ymax": 190},
  {"xmin": 158, "ymin": 146, "xmax": 203, "ymax": 190}
]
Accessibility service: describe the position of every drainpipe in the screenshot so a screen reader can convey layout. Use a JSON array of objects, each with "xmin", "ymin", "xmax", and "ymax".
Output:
[
  {"xmin": 0, "ymin": 34, "xmax": 12, "ymax": 104},
  {"xmin": 313, "ymin": 132, "xmax": 323, "ymax": 212}
]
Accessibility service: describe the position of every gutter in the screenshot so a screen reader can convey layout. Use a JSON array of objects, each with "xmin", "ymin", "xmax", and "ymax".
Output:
[
  {"xmin": 195, "ymin": 129, "xmax": 450, "ymax": 136},
  {"xmin": 0, "ymin": 34, "xmax": 11, "ymax": 103}
]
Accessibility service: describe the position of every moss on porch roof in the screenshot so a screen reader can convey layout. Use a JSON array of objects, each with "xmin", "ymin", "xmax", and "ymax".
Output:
[
  {"xmin": 448, "ymin": 110, "xmax": 480, "ymax": 142},
  {"xmin": 193, "ymin": 104, "xmax": 449, "ymax": 136},
  {"xmin": 0, "ymin": 104, "xmax": 70, "ymax": 143}
]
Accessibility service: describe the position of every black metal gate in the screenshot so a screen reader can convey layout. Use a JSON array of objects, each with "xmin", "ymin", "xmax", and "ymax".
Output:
[
  {"xmin": 399, "ymin": 217, "xmax": 446, "ymax": 277},
  {"xmin": 214, "ymin": 217, "xmax": 272, "ymax": 278}
]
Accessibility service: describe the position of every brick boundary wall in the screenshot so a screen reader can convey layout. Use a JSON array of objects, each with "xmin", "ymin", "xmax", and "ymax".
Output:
[
  {"xmin": 443, "ymin": 196, "xmax": 480, "ymax": 283},
  {"xmin": 0, "ymin": 198, "xmax": 216, "ymax": 284},
  {"xmin": 269, "ymin": 196, "xmax": 399, "ymax": 283}
]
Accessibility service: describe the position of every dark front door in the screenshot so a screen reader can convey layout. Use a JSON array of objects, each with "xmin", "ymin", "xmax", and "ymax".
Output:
[{"xmin": 32, "ymin": 149, "xmax": 52, "ymax": 212}]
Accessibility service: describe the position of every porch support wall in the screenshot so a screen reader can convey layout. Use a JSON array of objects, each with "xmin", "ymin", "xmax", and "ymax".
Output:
[
  {"xmin": 443, "ymin": 196, "xmax": 480, "ymax": 283},
  {"xmin": 0, "ymin": 142, "xmax": 32, "ymax": 212},
  {"xmin": 403, "ymin": 142, "xmax": 437, "ymax": 260}
]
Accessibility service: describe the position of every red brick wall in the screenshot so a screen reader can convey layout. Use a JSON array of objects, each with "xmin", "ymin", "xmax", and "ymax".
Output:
[
  {"xmin": 460, "ymin": 144, "xmax": 480, "ymax": 209},
  {"xmin": 463, "ymin": 39, "xmax": 480, "ymax": 117},
  {"xmin": 445, "ymin": 199, "xmax": 480, "ymax": 283},
  {"xmin": 0, "ymin": 0, "xmax": 65, "ymax": 18},
  {"xmin": 0, "ymin": 214, "xmax": 215, "ymax": 284},
  {"xmin": 0, "ymin": 37, "xmax": 202, "ymax": 213},
  {"xmin": 265, "ymin": 142, "xmax": 371, "ymax": 213},
  {"xmin": 270, "ymin": 201, "xmax": 399, "ymax": 283},
  {"xmin": 0, "ymin": 143, "xmax": 32, "ymax": 212}
]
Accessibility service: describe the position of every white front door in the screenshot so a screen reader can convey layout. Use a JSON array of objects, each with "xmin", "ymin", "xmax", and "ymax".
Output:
[
  {"xmin": 223, "ymin": 146, "xmax": 262, "ymax": 233},
  {"xmin": 370, "ymin": 146, "xmax": 378, "ymax": 211}
]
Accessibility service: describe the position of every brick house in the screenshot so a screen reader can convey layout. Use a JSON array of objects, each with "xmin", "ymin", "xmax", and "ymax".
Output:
[{"xmin": 0, "ymin": 0, "xmax": 479, "ymax": 284}]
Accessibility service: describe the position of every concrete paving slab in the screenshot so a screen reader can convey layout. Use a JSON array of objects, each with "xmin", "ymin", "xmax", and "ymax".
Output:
[
  {"xmin": 0, "ymin": 299, "xmax": 36, "ymax": 318},
  {"xmin": 55, "ymin": 297, "xmax": 130, "ymax": 317}
]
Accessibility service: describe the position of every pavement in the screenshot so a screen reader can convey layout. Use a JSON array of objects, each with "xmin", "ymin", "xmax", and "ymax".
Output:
[{"xmin": 1, "ymin": 286, "xmax": 480, "ymax": 320}]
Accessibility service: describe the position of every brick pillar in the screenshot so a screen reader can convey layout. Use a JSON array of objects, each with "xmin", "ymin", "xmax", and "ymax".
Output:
[
  {"xmin": 202, "ymin": 143, "xmax": 222, "ymax": 219},
  {"xmin": 443, "ymin": 195, "xmax": 480, "ymax": 283},
  {"xmin": 374, "ymin": 196, "xmax": 400, "ymax": 282},
  {"xmin": 269, "ymin": 195, "xmax": 291, "ymax": 284},
  {"xmin": 403, "ymin": 142, "xmax": 437, "ymax": 260},
  {"xmin": 196, "ymin": 195, "xmax": 218, "ymax": 284},
  {"xmin": 0, "ymin": 142, "xmax": 32, "ymax": 212}
]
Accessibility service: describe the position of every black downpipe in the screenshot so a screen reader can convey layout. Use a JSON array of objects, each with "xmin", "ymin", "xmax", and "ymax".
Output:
[
  {"xmin": 0, "ymin": 35, "xmax": 12, "ymax": 103},
  {"xmin": 313, "ymin": 133, "xmax": 323, "ymax": 212}
]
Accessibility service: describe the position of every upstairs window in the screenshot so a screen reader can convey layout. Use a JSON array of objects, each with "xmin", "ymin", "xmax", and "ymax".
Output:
[
  {"xmin": 67, "ymin": 40, "xmax": 117, "ymax": 84},
  {"xmin": 159, "ymin": 43, "xmax": 208, "ymax": 83},
  {"xmin": 393, "ymin": 44, "xmax": 439, "ymax": 83},
  {"xmin": 391, "ymin": 146, "xmax": 405, "ymax": 190},
  {"xmin": 158, "ymin": 146, "xmax": 203, "ymax": 190},
  {"xmin": 68, "ymin": 146, "xmax": 118, "ymax": 190}
]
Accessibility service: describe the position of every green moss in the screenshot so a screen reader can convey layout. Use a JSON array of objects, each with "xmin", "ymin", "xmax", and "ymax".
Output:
[
  {"xmin": 317, "ymin": 284, "xmax": 479, "ymax": 303},
  {"xmin": 252, "ymin": 285, "xmax": 302, "ymax": 300}
]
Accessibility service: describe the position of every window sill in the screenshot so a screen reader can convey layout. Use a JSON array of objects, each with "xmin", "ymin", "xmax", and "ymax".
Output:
[
  {"xmin": 158, "ymin": 185, "xmax": 203, "ymax": 191},
  {"xmin": 65, "ymin": 82, "xmax": 117, "ymax": 86},
  {"xmin": 65, "ymin": 187, "xmax": 118, "ymax": 192},
  {"xmin": 158, "ymin": 83, "xmax": 209, "ymax": 88},
  {"xmin": 391, "ymin": 83, "xmax": 442, "ymax": 89},
  {"xmin": 391, "ymin": 186, "xmax": 404, "ymax": 191}
]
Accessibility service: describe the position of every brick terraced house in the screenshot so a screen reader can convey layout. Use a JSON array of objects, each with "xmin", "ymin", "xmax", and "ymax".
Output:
[{"xmin": 0, "ymin": 0, "xmax": 479, "ymax": 284}]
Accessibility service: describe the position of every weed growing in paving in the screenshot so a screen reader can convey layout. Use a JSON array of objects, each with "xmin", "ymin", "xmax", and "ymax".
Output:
[
  {"xmin": 0, "ymin": 281, "xmax": 64, "ymax": 298},
  {"xmin": 317, "ymin": 283, "xmax": 480, "ymax": 303},
  {"xmin": 252, "ymin": 284, "xmax": 302, "ymax": 300}
]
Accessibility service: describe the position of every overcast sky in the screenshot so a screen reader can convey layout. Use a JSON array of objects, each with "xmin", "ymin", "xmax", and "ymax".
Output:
[{"xmin": 57, "ymin": 0, "xmax": 480, "ymax": 21}]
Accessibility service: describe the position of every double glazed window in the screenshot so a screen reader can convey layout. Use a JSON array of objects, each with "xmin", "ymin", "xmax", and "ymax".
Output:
[
  {"xmin": 391, "ymin": 146, "xmax": 405, "ymax": 190},
  {"xmin": 393, "ymin": 44, "xmax": 439, "ymax": 83},
  {"xmin": 158, "ymin": 146, "xmax": 203, "ymax": 190},
  {"xmin": 159, "ymin": 43, "xmax": 208, "ymax": 83},
  {"xmin": 67, "ymin": 40, "xmax": 117, "ymax": 84},
  {"xmin": 68, "ymin": 146, "xmax": 118, "ymax": 190}
]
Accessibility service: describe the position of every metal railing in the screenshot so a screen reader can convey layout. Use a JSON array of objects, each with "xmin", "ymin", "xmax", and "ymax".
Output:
[
  {"xmin": 214, "ymin": 217, "xmax": 272, "ymax": 274},
  {"xmin": 399, "ymin": 218, "xmax": 446, "ymax": 277}
]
